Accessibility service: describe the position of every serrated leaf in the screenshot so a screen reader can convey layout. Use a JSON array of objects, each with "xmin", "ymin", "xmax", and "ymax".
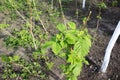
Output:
[
  {"xmin": 60, "ymin": 40, "xmax": 67, "ymax": 48},
  {"xmin": 67, "ymin": 53, "xmax": 75, "ymax": 64},
  {"xmin": 57, "ymin": 23, "xmax": 66, "ymax": 32},
  {"xmin": 52, "ymin": 43, "xmax": 62, "ymax": 55},
  {"xmin": 67, "ymin": 22, "xmax": 76, "ymax": 29},
  {"xmin": 42, "ymin": 41, "xmax": 54, "ymax": 49},
  {"xmin": 83, "ymin": 59, "xmax": 89, "ymax": 65},
  {"xmin": 79, "ymin": 37, "xmax": 91, "ymax": 56},
  {"xmin": 65, "ymin": 34, "xmax": 76, "ymax": 44},
  {"xmin": 74, "ymin": 41, "xmax": 81, "ymax": 54},
  {"xmin": 73, "ymin": 64, "xmax": 82, "ymax": 76}
]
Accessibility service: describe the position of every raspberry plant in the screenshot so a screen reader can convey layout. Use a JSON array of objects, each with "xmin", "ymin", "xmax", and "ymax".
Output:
[{"xmin": 42, "ymin": 22, "xmax": 91, "ymax": 80}]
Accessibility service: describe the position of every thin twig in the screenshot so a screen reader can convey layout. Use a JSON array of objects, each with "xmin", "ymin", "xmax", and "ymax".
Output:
[
  {"xmin": 58, "ymin": 0, "xmax": 66, "ymax": 26},
  {"xmin": 83, "ymin": 11, "xmax": 92, "ymax": 28},
  {"xmin": 92, "ymin": 7, "xmax": 101, "ymax": 44},
  {"xmin": 96, "ymin": 8, "xmax": 101, "ymax": 31},
  {"xmin": 33, "ymin": 0, "xmax": 48, "ymax": 34},
  {"xmin": 8, "ymin": 0, "xmax": 37, "ymax": 50},
  {"xmin": 13, "ymin": 63, "xmax": 32, "ymax": 74},
  {"xmin": 51, "ymin": 0, "xmax": 54, "ymax": 9},
  {"xmin": 75, "ymin": 0, "xmax": 78, "ymax": 20},
  {"xmin": 28, "ymin": 0, "xmax": 37, "ymax": 50}
]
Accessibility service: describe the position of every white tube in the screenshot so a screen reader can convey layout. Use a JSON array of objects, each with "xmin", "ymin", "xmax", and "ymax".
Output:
[
  {"xmin": 100, "ymin": 21, "xmax": 120, "ymax": 73},
  {"xmin": 82, "ymin": 0, "xmax": 86, "ymax": 9}
]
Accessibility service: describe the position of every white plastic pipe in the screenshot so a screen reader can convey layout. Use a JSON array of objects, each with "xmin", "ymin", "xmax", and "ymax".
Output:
[
  {"xmin": 100, "ymin": 21, "xmax": 120, "ymax": 73},
  {"xmin": 82, "ymin": 0, "xmax": 86, "ymax": 8}
]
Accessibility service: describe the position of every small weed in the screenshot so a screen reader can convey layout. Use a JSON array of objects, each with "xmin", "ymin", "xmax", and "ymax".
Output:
[
  {"xmin": 0, "ymin": 24, "xmax": 9, "ymax": 29},
  {"xmin": 4, "ymin": 29, "xmax": 33, "ymax": 48},
  {"xmin": 1, "ymin": 54, "xmax": 48, "ymax": 80},
  {"xmin": 112, "ymin": 0, "xmax": 118, "ymax": 7},
  {"xmin": 98, "ymin": 2, "xmax": 107, "ymax": 9}
]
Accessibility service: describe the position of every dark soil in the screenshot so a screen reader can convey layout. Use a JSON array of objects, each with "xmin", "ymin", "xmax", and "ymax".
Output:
[
  {"xmin": 79, "ymin": 32, "xmax": 120, "ymax": 80},
  {"xmin": 79, "ymin": 2, "xmax": 120, "ymax": 80}
]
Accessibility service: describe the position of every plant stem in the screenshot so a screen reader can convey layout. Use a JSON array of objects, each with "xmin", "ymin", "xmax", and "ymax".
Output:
[
  {"xmin": 83, "ymin": 11, "xmax": 92, "ymax": 28},
  {"xmin": 96, "ymin": 8, "xmax": 101, "ymax": 31},
  {"xmin": 75, "ymin": 0, "xmax": 78, "ymax": 21},
  {"xmin": 12, "ymin": 63, "xmax": 32, "ymax": 74},
  {"xmin": 32, "ymin": 0, "xmax": 48, "ymax": 34},
  {"xmin": 58, "ymin": 0, "xmax": 66, "ymax": 26},
  {"xmin": 51, "ymin": 0, "xmax": 54, "ymax": 9},
  {"xmin": 28, "ymin": 0, "xmax": 37, "ymax": 50}
]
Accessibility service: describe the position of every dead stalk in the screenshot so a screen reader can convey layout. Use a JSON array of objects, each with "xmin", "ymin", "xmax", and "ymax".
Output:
[
  {"xmin": 8, "ymin": 0, "xmax": 38, "ymax": 50},
  {"xmin": 28, "ymin": 0, "xmax": 37, "ymax": 50},
  {"xmin": 16, "ymin": 9, "xmax": 37, "ymax": 50},
  {"xmin": 58, "ymin": 0, "xmax": 66, "ymax": 26},
  {"xmin": 32, "ymin": 0, "xmax": 48, "ymax": 34},
  {"xmin": 13, "ymin": 63, "xmax": 32, "ymax": 74},
  {"xmin": 75, "ymin": 0, "xmax": 78, "ymax": 21},
  {"xmin": 96, "ymin": 8, "xmax": 101, "ymax": 31}
]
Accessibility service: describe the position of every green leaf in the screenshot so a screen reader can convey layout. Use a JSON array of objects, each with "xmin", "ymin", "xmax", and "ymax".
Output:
[
  {"xmin": 10, "ymin": 73, "xmax": 17, "ymax": 78},
  {"xmin": 67, "ymin": 52, "xmax": 75, "ymax": 64},
  {"xmin": 0, "ymin": 24, "xmax": 9, "ymax": 29},
  {"xmin": 60, "ymin": 40, "xmax": 67, "ymax": 48},
  {"xmin": 46, "ymin": 62, "xmax": 54, "ymax": 70},
  {"xmin": 9, "ymin": 55, "xmax": 20, "ymax": 62},
  {"xmin": 57, "ymin": 23, "xmax": 66, "ymax": 32},
  {"xmin": 42, "ymin": 41, "xmax": 54, "ymax": 49},
  {"xmin": 68, "ymin": 76, "xmax": 77, "ymax": 80},
  {"xmin": 79, "ymin": 37, "xmax": 91, "ymax": 56},
  {"xmin": 98, "ymin": 2, "xmax": 107, "ymax": 9},
  {"xmin": 73, "ymin": 64, "xmax": 82, "ymax": 76},
  {"xmin": 64, "ymin": 30, "xmax": 77, "ymax": 34},
  {"xmin": 65, "ymin": 33, "xmax": 76, "ymax": 44},
  {"xmin": 33, "ymin": 51, "xmax": 41, "ymax": 60},
  {"xmin": 2, "ymin": 74, "xmax": 7, "ymax": 79},
  {"xmin": 1, "ymin": 55, "xmax": 10, "ymax": 62},
  {"xmin": 52, "ymin": 43, "xmax": 62, "ymax": 55},
  {"xmin": 83, "ymin": 59, "xmax": 89, "ymax": 65},
  {"xmin": 13, "ymin": 55, "xmax": 20, "ymax": 61},
  {"xmin": 74, "ymin": 41, "xmax": 81, "ymax": 54},
  {"xmin": 59, "ymin": 52, "xmax": 66, "ymax": 57},
  {"xmin": 67, "ymin": 22, "xmax": 76, "ymax": 29}
]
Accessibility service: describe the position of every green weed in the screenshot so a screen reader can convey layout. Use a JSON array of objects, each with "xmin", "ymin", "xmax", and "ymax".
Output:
[{"xmin": 1, "ymin": 55, "xmax": 48, "ymax": 80}]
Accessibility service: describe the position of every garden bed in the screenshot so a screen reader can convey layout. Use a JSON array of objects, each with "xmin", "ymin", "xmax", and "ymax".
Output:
[{"xmin": 0, "ymin": 0, "xmax": 120, "ymax": 80}]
